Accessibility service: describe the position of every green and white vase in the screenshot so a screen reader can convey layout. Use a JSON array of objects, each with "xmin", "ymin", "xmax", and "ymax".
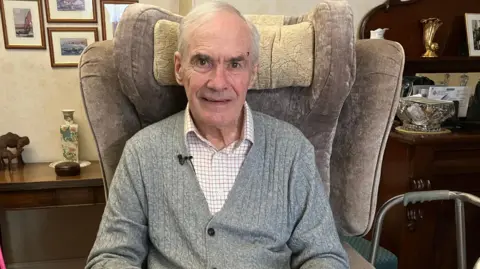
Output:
[{"xmin": 60, "ymin": 109, "xmax": 79, "ymax": 162}]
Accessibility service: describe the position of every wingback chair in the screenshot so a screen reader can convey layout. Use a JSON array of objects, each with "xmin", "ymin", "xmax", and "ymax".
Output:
[{"xmin": 79, "ymin": 1, "xmax": 405, "ymax": 268}]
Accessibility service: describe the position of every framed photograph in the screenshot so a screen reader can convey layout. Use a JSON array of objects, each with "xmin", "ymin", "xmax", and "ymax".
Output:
[
  {"xmin": 465, "ymin": 13, "xmax": 480, "ymax": 57},
  {"xmin": 100, "ymin": 0, "xmax": 137, "ymax": 40},
  {"xmin": 0, "ymin": 0, "xmax": 46, "ymax": 49},
  {"xmin": 45, "ymin": 0, "xmax": 97, "ymax": 23},
  {"xmin": 47, "ymin": 27, "xmax": 98, "ymax": 67}
]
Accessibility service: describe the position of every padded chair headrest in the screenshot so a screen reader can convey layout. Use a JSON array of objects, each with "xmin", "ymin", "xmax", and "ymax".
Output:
[{"xmin": 153, "ymin": 18, "xmax": 314, "ymax": 89}]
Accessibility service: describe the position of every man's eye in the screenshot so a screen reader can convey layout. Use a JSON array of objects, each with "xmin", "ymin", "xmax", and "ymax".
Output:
[
  {"xmin": 231, "ymin": 62, "xmax": 241, "ymax": 68},
  {"xmin": 193, "ymin": 58, "xmax": 212, "ymax": 71}
]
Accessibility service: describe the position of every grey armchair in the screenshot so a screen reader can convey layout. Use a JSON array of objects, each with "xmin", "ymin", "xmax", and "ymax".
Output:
[{"xmin": 79, "ymin": 1, "xmax": 404, "ymax": 268}]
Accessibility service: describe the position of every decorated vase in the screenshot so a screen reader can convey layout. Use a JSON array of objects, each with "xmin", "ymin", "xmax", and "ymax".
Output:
[{"xmin": 60, "ymin": 109, "xmax": 79, "ymax": 162}]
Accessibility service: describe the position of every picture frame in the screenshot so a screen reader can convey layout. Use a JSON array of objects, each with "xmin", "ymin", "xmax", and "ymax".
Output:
[
  {"xmin": 0, "ymin": 0, "xmax": 46, "ymax": 49},
  {"xmin": 47, "ymin": 27, "xmax": 98, "ymax": 67},
  {"xmin": 100, "ymin": 0, "xmax": 137, "ymax": 40},
  {"xmin": 45, "ymin": 0, "xmax": 97, "ymax": 23},
  {"xmin": 465, "ymin": 13, "xmax": 480, "ymax": 57}
]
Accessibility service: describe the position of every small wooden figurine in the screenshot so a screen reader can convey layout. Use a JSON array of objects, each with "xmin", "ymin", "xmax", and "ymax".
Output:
[{"xmin": 0, "ymin": 132, "xmax": 30, "ymax": 170}]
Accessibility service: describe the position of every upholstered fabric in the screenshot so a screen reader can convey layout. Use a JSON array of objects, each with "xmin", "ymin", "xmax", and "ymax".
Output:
[
  {"xmin": 113, "ymin": 4, "xmax": 186, "ymax": 128},
  {"xmin": 79, "ymin": 0, "xmax": 404, "ymax": 243},
  {"xmin": 343, "ymin": 243, "xmax": 375, "ymax": 269},
  {"xmin": 79, "ymin": 41, "xmax": 141, "ymax": 198},
  {"xmin": 153, "ymin": 20, "xmax": 179, "ymax": 86},
  {"xmin": 342, "ymin": 236, "xmax": 398, "ymax": 269},
  {"xmin": 244, "ymin": 14, "xmax": 284, "ymax": 26},
  {"xmin": 331, "ymin": 40, "xmax": 404, "ymax": 235},
  {"xmin": 153, "ymin": 19, "xmax": 314, "ymax": 90},
  {"xmin": 250, "ymin": 22, "xmax": 314, "ymax": 89}
]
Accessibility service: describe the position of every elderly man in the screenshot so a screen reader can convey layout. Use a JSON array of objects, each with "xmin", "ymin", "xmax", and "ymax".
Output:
[{"xmin": 86, "ymin": 2, "xmax": 349, "ymax": 269}]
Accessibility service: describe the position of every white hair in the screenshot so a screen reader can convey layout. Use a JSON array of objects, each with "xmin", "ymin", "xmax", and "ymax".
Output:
[{"xmin": 178, "ymin": 1, "xmax": 260, "ymax": 65}]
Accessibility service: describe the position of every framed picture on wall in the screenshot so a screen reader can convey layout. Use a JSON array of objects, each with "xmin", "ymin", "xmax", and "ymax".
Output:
[
  {"xmin": 465, "ymin": 13, "xmax": 480, "ymax": 57},
  {"xmin": 0, "ymin": 0, "xmax": 46, "ymax": 49},
  {"xmin": 47, "ymin": 27, "xmax": 98, "ymax": 67},
  {"xmin": 45, "ymin": 0, "xmax": 97, "ymax": 23},
  {"xmin": 100, "ymin": 0, "xmax": 137, "ymax": 40}
]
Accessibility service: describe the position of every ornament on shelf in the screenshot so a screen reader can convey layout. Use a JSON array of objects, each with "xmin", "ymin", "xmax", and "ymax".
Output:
[
  {"xmin": 460, "ymin": 74, "xmax": 470, "ymax": 87},
  {"xmin": 439, "ymin": 73, "xmax": 451, "ymax": 86},
  {"xmin": 421, "ymin": 18, "xmax": 443, "ymax": 58},
  {"xmin": 60, "ymin": 109, "xmax": 79, "ymax": 163},
  {"xmin": 0, "ymin": 132, "xmax": 30, "ymax": 170},
  {"xmin": 49, "ymin": 109, "xmax": 90, "ymax": 170},
  {"xmin": 370, "ymin": 28, "xmax": 389, "ymax": 39}
]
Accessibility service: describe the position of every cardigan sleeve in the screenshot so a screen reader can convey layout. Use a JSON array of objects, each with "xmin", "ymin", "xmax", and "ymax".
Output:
[
  {"xmin": 85, "ymin": 141, "xmax": 148, "ymax": 269},
  {"xmin": 287, "ymin": 140, "xmax": 350, "ymax": 269}
]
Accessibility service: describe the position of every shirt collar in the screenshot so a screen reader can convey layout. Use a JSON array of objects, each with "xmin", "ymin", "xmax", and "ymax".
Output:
[{"xmin": 184, "ymin": 102, "xmax": 254, "ymax": 148}]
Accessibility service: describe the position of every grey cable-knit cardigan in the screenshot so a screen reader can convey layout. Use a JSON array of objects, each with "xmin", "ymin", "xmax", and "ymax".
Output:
[{"xmin": 85, "ymin": 110, "xmax": 349, "ymax": 269}]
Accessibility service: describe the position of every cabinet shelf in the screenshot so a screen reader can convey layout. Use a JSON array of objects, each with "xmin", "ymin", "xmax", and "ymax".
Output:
[{"xmin": 405, "ymin": 57, "xmax": 480, "ymax": 75}]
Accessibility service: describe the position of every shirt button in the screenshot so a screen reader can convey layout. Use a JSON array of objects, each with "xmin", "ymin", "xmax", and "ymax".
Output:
[{"xmin": 207, "ymin": 228, "xmax": 215, "ymax": 236}]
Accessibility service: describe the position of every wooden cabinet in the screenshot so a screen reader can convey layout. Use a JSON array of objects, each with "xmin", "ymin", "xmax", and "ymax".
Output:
[
  {"xmin": 359, "ymin": 0, "xmax": 480, "ymax": 76},
  {"xmin": 377, "ymin": 130, "xmax": 480, "ymax": 269},
  {"xmin": 359, "ymin": 1, "xmax": 480, "ymax": 267}
]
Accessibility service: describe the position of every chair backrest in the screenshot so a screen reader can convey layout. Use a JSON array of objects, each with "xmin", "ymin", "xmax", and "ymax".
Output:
[{"xmin": 79, "ymin": 1, "xmax": 404, "ymax": 236}]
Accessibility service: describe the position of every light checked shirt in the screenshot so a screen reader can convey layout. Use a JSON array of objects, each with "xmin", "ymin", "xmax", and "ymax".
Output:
[{"xmin": 184, "ymin": 102, "xmax": 254, "ymax": 214}]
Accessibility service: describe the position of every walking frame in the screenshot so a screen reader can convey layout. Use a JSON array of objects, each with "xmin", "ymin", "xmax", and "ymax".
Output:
[{"xmin": 369, "ymin": 190, "xmax": 480, "ymax": 269}]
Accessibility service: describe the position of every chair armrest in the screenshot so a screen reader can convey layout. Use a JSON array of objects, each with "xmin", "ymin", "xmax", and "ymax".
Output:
[
  {"xmin": 331, "ymin": 39, "xmax": 405, "ymax": 236},
  {"xmin": 79, "ymin": 41, "xmax": 141, "ymax": 196}
]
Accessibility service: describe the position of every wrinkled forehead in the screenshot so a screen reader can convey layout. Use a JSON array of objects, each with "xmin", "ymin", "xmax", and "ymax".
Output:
[{"xmin": 186, "ymin": 12, "xmax": 252, "ymax": 60}]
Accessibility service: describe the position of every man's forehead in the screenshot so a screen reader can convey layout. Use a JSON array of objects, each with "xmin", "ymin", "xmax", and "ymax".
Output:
[
  {"xmin": 186, "ymin": 33, "xmax": 251, "ymax": 60},
  {"xmin": 189, "ymin": 51, "xmax": 250, "ymax": 61}
]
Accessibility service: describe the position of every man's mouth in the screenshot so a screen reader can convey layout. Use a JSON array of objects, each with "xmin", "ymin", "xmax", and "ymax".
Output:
[{"xmin": 202, "ymin": 97, "xmax": 230, "ymax": 103}]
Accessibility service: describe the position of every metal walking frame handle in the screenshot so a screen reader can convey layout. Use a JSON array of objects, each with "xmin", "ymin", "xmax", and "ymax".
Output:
[{"xmin": 368, "ymin": 190, "xmax": 480, "ymax": 269}]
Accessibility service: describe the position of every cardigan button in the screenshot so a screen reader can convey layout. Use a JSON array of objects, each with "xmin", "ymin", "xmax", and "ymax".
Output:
[{"xmin": 207, "ymin": 228, "xmax": 215, "ymax": 236}]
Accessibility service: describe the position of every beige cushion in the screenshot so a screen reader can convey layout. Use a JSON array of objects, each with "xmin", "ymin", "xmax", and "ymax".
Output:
[
  {"xmin": 153, "ymin": 19, "xmax": 314, "ymax": 89},
  {"xmin": 154, "ymin": 20, "xmax": 180, "ymax": 86},
  {"xmin": 244, "ymin": 14, "xmax": 284, "ymax": 26}
]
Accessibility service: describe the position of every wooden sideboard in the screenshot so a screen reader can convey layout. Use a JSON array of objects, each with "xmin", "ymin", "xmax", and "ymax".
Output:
[
  {"xmin": 0, "ymin": 162, "xmax": 105, "ymax": 209},
  {"xmin": 377, "ymin": 129, "xmax": 480, "ymax": 269}
]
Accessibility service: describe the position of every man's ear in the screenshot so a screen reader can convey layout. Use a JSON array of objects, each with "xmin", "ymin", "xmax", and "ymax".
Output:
[
  {"xmin": 174, "ymin": 51, "xmax": 184, "ymax": 86},
  {"xmin": 248, "ymin": 63, "xmax": 258, "ymax": 89}
]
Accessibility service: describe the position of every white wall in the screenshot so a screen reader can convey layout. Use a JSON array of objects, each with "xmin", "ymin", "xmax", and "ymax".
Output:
[{"xmin": 0, "ymin": 0, "xmax": 177, "ymax": 164}]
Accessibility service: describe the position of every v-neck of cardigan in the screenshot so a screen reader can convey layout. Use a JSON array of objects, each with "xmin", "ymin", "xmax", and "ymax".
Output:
[{"xmin": 172, "ymin": 110, "xmax": 264, "ymax": 219}]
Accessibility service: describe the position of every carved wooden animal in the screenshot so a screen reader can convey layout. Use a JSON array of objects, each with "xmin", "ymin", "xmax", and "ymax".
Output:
[
  {"xmin": 0, "ymin": 149, "xmax": 17, "ymax": 170},
  {"xmin": 0, "ymin": 132, "xmax": 30, "ymax": 170}
]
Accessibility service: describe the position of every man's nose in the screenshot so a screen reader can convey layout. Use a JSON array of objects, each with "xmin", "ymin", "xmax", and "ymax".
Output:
[{"xmin": 207, "ymin": 65, "xmax": 228, "ymax": 91}]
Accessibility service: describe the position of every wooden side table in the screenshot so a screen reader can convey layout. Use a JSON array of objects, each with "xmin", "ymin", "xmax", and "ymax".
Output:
[
  {"xmin": 0, "ymin": 162, "xmax": 105, "ymax": 264},
  {"xmin": 0, "ymin": 162, "xmax": 105, "ymax": 209},
  {"xmin": 376, "ymin": 130, "xmax": 480, "ymax": 269}
]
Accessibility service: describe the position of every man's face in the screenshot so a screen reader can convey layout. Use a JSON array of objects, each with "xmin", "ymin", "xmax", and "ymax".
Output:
[{"xmin": 174, "ymin": 11, "xmax": 257, "ymax": 129}]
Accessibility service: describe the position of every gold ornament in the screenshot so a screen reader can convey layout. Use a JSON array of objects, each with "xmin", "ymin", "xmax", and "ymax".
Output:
[{"xmin": 421, "ymin": 18, "xmax": 443, "ymax": 58}]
